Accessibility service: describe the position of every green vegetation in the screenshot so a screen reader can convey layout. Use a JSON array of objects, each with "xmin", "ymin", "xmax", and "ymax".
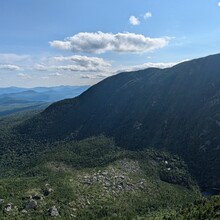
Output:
[
  {"xmin": 0, "ymin": 139, "xmax": 199, "ymax": 219},
  {"xmin": 0, "ymin": 101, "xmax": 47, "ymax": 117},
  {"xmin": 0, "ymin": 113, "xmax": 200, "ymax": 219},
  {"xmin": 0, "ymin": 109, "xmax": 41, "ymax": 129},
  {"xmin": 161, "ymin": 195, "xmax": 220, "ymax": 220}
]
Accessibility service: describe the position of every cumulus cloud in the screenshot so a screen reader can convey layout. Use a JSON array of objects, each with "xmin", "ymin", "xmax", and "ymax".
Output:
[
  {"xmin": 49, "ymin": 32, "xmax": 169, "ymax": 54},
  {"xmin": 0, "ymin": 53, "xmax": 32, "ymax": 72},
  {"xmin": 34, "ymin": 55, "xmax": 111, "ymax": 73},
  {"xmin": 52, "ymin": 55, "xmax": 111, "ymax": 68},
  {"xmin": 80, "ymin": 73, "xmax": 112, "ymax": 79},
  {"xmin": 36, "ymin": 64, "xmax": 103, "ymax": 72},
  {"xmin": 80, "ymin": 74, "xmax": 99, "ymax": 79},
  {"xmin": 129, "ymin": 16, "xmax": 140, "ymax": 25},
  {"xmin": 0, "ymin": 64, "xmax": 22, "ymax": 71},
  {"xmin": 17, "ymin": 73, "xmax": 31, "ymax": 79},
  {"xmin": 144, "ymin": 12, "xmax": 152, "ymax": 19},
  {"xmin": 49, "ymin": 72, "xmax": 62, "ymax": 76}
]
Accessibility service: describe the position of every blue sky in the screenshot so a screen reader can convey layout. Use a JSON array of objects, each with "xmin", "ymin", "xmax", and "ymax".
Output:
[{"xmin": 1, "ymin": 0, "xmax": 220, "ymax": 87}]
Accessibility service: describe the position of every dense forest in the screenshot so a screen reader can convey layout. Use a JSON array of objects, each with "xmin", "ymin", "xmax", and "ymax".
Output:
[{"xmin": 0, "ymin": 111, "xmax": 219, "ymax": 219}]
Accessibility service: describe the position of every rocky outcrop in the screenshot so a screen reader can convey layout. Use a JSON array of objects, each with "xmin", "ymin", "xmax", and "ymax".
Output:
[{"xmin": 80, "ymin": 159, "xmax": 146, "ymax": 193}]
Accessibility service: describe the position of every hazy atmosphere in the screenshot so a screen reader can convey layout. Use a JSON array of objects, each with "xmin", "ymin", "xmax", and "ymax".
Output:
[{"xmin": 1, "ymin": 0, "xmax": 220, "ymax": 87}]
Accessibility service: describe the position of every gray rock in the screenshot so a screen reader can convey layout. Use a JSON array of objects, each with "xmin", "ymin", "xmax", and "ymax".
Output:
[
  {"xmin": 104, "ymin": 182, "xmax": 111, "ymax": 187},
  {"xmin": 4, "ymin": 203, "xmax": 13, "ymax": 212},
  {"xmin": 32, "ymin": 194, "xmax": 42, "ymax": 200},
  {"xmin": 21, "ymin": 209, "xmax": 28, "ymax": 214},
  {"xmin": 48, "ymin": 206, "xmax": 60, "ymax": 217},
  {"xmin": 43, "ymin": 188, "xmax": 53, "ymax": 196},
  {"xmin": 22, "ymin": 196, "xmax": 31, "ymax": 200},
  {"xmin": 26, "ymin": 199, "xmax": 37, "ymax": 210}
]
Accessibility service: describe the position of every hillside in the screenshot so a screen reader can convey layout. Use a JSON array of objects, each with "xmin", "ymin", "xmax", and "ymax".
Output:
[
  {"xmin": 0, "ymin": 132, "xmax": 199, "ymax": 219},
  {"xmin": 18, "ymin": 54, "xmax": 220, "ymax": 190},
  {"xmin": 0, "ymin": 112, "xmax": 200, "ymax": 219}
]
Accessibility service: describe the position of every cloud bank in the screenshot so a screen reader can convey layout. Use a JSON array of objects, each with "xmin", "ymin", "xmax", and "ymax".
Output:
[
  {"xmin": 35, "ymin": 55, "xmax": 111, "ymax": 73},
  {"xmin": 80, "ymin": 61, "xmax": 181, "ymax": 80},
  {"xmin": 50, "ymin": 32, "xmax": 169, "ymax": 54},
  {"xmin": 0, "ymin": 64, "xmax": 22, "ymax": 71}
]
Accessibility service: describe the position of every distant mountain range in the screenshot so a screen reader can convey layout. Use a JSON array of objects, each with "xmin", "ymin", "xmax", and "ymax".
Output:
[
  {"xmin": 0, "ymin": 86, "xmax": 89, "ymax": 116},
  {"xmin": 18, "ymin": 53, "xmax": 220, "ymax": 190}
]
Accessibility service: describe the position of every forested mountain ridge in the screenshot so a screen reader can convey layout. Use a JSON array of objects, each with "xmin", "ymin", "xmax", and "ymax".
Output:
[{"xmin": 17, "ymin": 54, "xmax": 220, "ymax": 189}]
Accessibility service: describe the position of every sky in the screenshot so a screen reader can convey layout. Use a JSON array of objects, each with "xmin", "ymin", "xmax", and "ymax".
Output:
[{"xmin": 1, "ymin": 0, "xmax": 220, "ymax": 87}]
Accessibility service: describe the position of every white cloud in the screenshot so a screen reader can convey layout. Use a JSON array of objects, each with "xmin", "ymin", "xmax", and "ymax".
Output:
[
  {"xmin": 116, "ymin": 59, "xmax": 189, "ymax": 74},
  {"xmin": 34, "ymin": 55, "xmax": 111, "ymax": 73},
  {"xmin": 218, "ymin": 2, "xmax": 220, "ymax": 7},
  {"xmin": 17, "ymin": 73, "xmax": 31, "ymax": 79},
  {"xmin": 0, "ymin": 54, "xmax": 31, "ymax": 73},
  {"xmin": 80, "ymin": 74, "xmax": 98, "ymax": 79},
  {"xmin": 144, "ymin": 12, "xmax": 152, "ymax": 20},
  {"xmin": 80, "ymin": 61, "xmax": 183, "ymax": 80},
  {"xmin": 80, "ymin": 73, "xmax": 112, "ymax": 79},
  {"xmin": 49, "ymin": 72, "xmax": 62, "ymax": 76},
  {"xmin": 52, "ymin": 55, "xmax": 111, "ymax": 68},
  {"xmin": 123, "ymin": 62, "xmax": 178, "ymax": 72},
  {"xmin": 49, "ymin": 32, "xmax": 169, "ymax": 54},
  {"xmin": 129, "ymin": 16, "xmax": 140, "ymax": 25},
  {"xmin": 0, "ymin": 64, "xmax": 22, "ymax": 71},
  {"xmin": 37, "ymin": 65, "xmax": 102, "ymax": 72}
]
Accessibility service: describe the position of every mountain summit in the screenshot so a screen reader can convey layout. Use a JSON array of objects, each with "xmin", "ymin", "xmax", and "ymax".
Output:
[{"xmin": 18, "ymin": 53, "xmax": 220, "ymax": 189}]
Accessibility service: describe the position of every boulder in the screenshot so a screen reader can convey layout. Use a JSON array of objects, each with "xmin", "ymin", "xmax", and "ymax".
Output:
[
  {"xmin": 25, "ymin": 199, "xmax": 37, "ymax": 210},
  {"xmin": 43, "ymin": 188, "xmax": 53, "ymax": 196},
  {"xmin": 48, "ymin": 206, "xmax": 60, "ymax": 217},
  {"xmin": 21, "ymin": 209, "xmax": 28, "ymax": 214},
  {"xmin": 4, "ymin": 203, "xmax": 13, "ymax": 212}
]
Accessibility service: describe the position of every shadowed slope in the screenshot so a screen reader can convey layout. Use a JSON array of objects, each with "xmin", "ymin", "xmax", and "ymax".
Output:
[{"xmin": 18, "ymin": 54, "xmax": 220, "ymax": 189}]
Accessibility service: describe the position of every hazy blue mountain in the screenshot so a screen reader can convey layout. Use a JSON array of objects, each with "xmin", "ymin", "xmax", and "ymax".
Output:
[
  {"xmin": 0, "ymin": 85, "xmax": 89, "ymax": 102},
  {"xmin": 0, "ymin": 85, "xmax": 89, "ymax": 117},
  {"xmin": 0, "ymin": 87, "xmax": 28, "ymax": 94}
]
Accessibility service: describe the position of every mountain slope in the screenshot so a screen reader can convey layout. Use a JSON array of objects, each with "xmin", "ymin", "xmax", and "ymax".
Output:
[{"xmin": 18, "ymin": 53, "xmax": 220, "ymax": 189}]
